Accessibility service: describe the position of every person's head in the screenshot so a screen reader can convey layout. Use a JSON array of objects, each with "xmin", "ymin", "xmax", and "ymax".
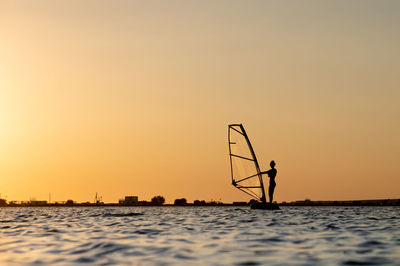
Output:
[{"xmin": 270, "ymin": 160, "xmax": 276, "ymax": 168}]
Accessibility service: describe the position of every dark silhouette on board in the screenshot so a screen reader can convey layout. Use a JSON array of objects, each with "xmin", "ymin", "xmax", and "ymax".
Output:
[
  {"xmin": 250, "ymin": 160, "xmax": 279, "ymax": 210},
  {"xmin": 265, "ymin": 160, "xmax": 277, "ymax": 203},
  {"xmin": 228, "ymin": 124, "xmax": 280, "ymax": 210}
]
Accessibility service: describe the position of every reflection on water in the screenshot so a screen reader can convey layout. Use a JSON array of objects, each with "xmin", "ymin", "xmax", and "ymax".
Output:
[{"xmin": 0, "ymin": 206, "xmax": 399, "ymax": 265}]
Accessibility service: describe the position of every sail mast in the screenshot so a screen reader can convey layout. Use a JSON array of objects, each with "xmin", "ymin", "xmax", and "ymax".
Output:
[
  {"xmin": 238, "ymin": 124, "xmax": 267, "ymax": 204},
  {"xmin": 228, "ymin": 126, "xmax": 235, "ymax": 184}
]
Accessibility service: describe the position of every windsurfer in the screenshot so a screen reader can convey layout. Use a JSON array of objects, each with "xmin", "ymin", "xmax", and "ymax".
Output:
[{"xmin": 261, "ymin": 160, "xmax": 277, "ymax": 203}]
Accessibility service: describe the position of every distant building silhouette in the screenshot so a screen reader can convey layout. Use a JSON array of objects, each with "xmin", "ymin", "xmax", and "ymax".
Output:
[{"xmin": 119, "ymin": 196, "xmax": 139, "ymax": 205}]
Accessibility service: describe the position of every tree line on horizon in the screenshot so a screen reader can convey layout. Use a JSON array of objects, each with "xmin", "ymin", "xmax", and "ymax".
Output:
[{"xmin": 0, "ymin": 195, "xmax": 229, "ymax": 207}]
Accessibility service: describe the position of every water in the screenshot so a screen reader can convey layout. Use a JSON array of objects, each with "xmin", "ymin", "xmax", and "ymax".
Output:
[{"xmin": 0, "ymin": 206, "xmax": 399, "ymax": 265}]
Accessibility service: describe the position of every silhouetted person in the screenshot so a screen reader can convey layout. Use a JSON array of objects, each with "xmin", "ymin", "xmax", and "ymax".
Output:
[{"xmin": 261, "ymin": 160, "xmax": 277, "ymax": 203}]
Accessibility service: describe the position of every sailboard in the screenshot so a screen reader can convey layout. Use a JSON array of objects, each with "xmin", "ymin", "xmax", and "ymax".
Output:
[{"xmin": 228, "ymin": 124, "xmax": 279, "ymax": 210}]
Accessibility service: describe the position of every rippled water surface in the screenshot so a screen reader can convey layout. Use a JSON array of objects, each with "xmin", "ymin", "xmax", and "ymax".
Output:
[{"xmin": 0, "ymin": 206, "xmax": 399, "ymax": 265}]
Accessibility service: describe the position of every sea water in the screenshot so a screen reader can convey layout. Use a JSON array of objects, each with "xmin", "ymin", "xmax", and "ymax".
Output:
[{"xmin": 0, "ymin": 206, "xmax": 399, "ymax": 265}]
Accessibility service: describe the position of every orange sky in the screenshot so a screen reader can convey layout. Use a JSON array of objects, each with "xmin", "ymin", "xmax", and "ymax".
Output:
[{"xmin": 0, "ymin": 1, "xmax": 399, "ymax": 203}]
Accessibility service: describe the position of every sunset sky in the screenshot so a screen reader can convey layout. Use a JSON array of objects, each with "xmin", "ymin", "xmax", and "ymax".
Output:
[{"xmin": 0, "ymin": 1, "xmax": 399, "ymax": 203}]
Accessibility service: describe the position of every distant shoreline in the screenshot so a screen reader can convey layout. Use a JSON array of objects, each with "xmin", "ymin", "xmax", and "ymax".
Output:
[
  {"xmin": 279, "ymin": 198, "xmax": 400, "ymax": 207},
  {"xmin": 0, "ymin": 199, "xmax": 399, "ymax": 207}
]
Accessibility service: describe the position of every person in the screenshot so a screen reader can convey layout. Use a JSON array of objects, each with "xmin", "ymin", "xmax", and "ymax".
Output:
[{"xmin": 263, "ymin": 160, "xmax": 277, "ymax": 203}]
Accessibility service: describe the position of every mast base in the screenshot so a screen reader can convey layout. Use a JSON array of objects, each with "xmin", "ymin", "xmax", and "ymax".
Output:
[{"xmin": 251, "ymin": 202, "xmax": 280, "ymax": 210}]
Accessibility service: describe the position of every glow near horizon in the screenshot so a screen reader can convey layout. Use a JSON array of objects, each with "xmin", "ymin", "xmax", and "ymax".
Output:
[{"xmin": 0, "ymin": 1, "xmax": 399, "ymax": 203}]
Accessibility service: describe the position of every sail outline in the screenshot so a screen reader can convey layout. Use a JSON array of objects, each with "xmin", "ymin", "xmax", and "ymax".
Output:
[{"xmin": 228, "ymin": 124, "xmax": 267, "ymax": 203}]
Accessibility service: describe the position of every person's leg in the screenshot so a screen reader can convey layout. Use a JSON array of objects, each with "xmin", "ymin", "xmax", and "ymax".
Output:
[{"xmin": 269, "ymin": 185, "xmax": 275, "ymax": 203}]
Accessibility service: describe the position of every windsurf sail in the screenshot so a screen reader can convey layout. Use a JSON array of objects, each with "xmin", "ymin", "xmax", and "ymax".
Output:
[{"xmin": 228, "ymin": 124, "xmax": 266, "ymax": 203}]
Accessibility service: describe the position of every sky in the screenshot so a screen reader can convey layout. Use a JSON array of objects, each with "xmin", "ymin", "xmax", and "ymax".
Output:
[{"xmin": 0, "ymin": 0, "xmax": 399, "ymax": 203}]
